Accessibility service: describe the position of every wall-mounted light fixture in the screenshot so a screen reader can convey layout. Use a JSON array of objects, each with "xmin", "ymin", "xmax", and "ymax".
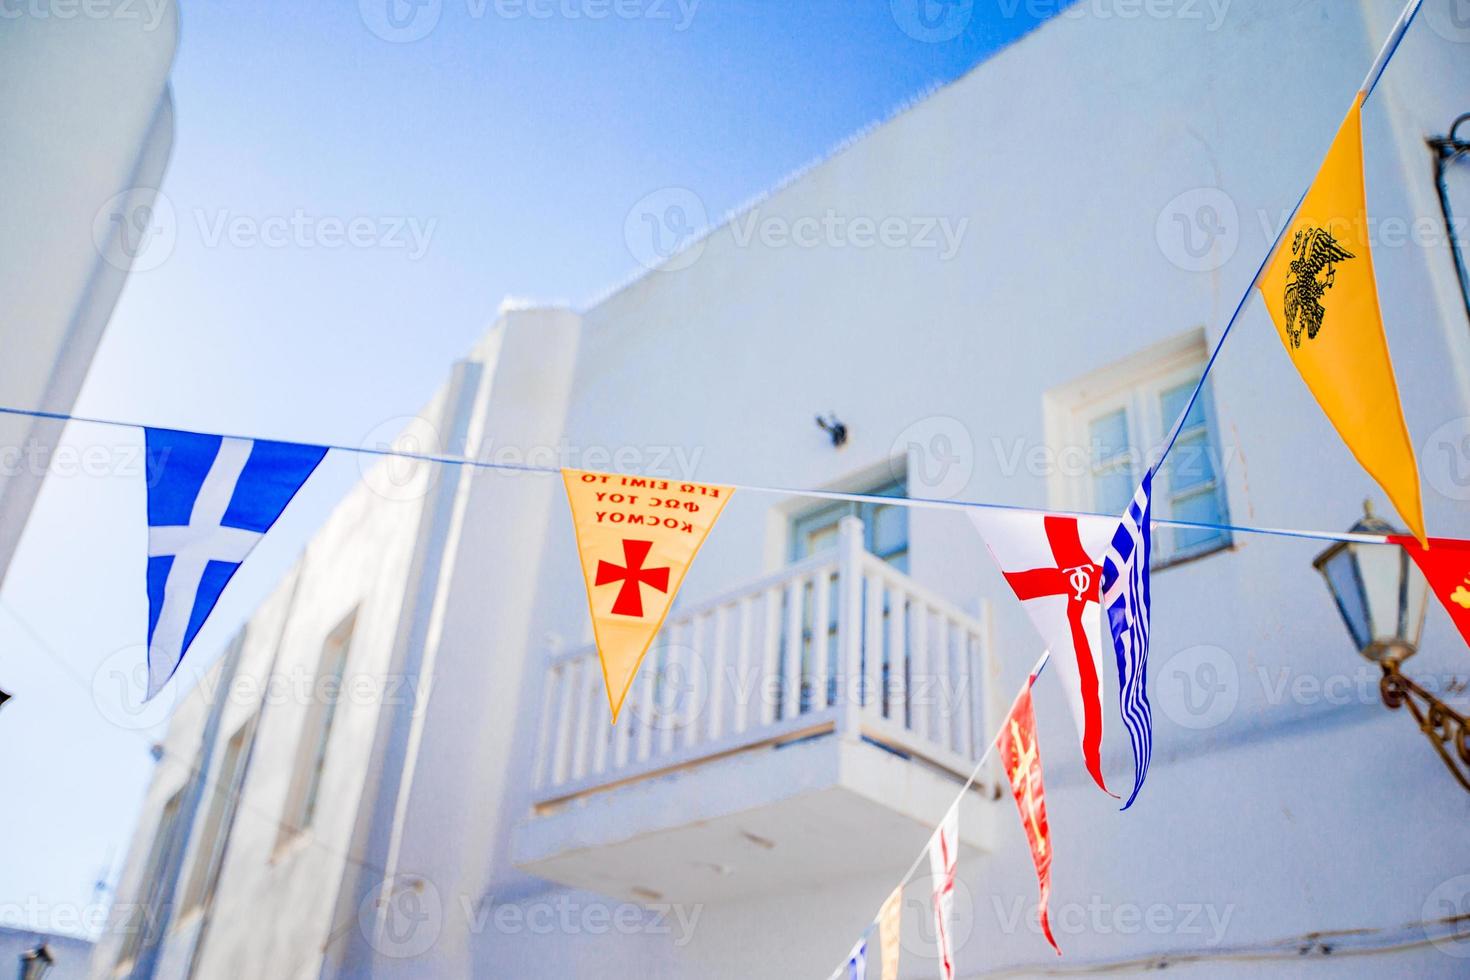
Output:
[
  {"xmin": 815, "ymin": 413, "xmax": 848, "ymax": 448},
  {"xmin": 1428, "ymin": 113, "xmax": 1470, "ymax": 332},
  {"xmin": 1313, "ymin": 502, "xmax": 1470, "ymax": 793}
]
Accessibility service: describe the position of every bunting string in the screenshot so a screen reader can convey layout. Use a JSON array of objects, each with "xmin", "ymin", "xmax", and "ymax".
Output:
[
  {"xmin": 0, "ymin": 404, "xmax": 1392, "ymax": 546},
  {"xmin": 1151, "ymin": 0, "xmax": 1423, "ymax": 472}
]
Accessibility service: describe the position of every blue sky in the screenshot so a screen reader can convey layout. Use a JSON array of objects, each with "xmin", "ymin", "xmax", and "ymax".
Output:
[{"xmin": 0, "ymin": 0, "xmax": 1070, "ymax": 936}]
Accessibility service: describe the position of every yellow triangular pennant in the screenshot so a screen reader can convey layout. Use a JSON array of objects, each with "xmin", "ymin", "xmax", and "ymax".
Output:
[
  {"xmin": 562, "ymin": 469, "xmax": 733, "ymax": 722},
  {"xmin": 877, "ymin": 885, "xmax": 902, "ymax": 980},
  {"xmin": 1257, "ymin": 91, "xmax": 1425, "ymax": 544}
]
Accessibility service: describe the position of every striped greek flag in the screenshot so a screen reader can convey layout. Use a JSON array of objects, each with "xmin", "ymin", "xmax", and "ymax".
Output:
[{"xmin": 1101, "ymin": 470, "xmax": 1154, "ymax": 810}]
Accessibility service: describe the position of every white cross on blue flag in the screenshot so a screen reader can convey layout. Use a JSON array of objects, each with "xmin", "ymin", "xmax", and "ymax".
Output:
[{"xmin": 144, "ymin": 429, "xmax": 326, "ymax": 699}]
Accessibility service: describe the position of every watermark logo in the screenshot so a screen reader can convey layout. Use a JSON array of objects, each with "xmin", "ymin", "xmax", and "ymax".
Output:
[
  {"xmin": 891, "ymin": 416, "xmax": 975, "ymax": 500},
  {"xmin": 625, "ymin": 187, "xmax": 708, "ymax": 273},
  {"xmin": 1424, "ymin": 874, "xmax": 1470, "ymax": 958},
  {"xmin": 1423, "ymin": 416, "xmax": 1470, "ymax": 503},
  {"xmin": 1425, "ymin": 0, "xmax": 1470, "ymax": 44},
  {"xmin": 900, "ymin": 869, "xmax": 975, "ymax": 960},
  {"xmin": 1156, "ymin": 644, "xmax": 1237, "ymax": 730},
  {"xmin": 360, "ymin": 874, "xmax": 444, "ymax": 958},
  {"xmin": 359, "ymin": 415, "xmax": 447, "ymax": 502},
  {"xmin": 91, "ymin": 644, "xmax": 180, "ymax": 731},
  {"xmin": 92, "ymin": 188, "xmax": 176, "ymax": 273},
  {"xmin": 891, "ymin": 0, "xmax": 972, "ymax": 43},
  {"xmin": 626, "ymin": 642, "xmax": 708, "ymax": 733},
  {"xmin": 360, "ymin": 0, "xmax": 443, "ymax": 42},
  {"xmin": 1156, "ymin": 187, "xmax": 1238, "ymax": 273}
]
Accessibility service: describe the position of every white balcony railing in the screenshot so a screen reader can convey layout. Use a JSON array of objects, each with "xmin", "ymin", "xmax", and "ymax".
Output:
[{"xmin": 532, "ymin": 516, "xmax": 990, "ymax": 807}]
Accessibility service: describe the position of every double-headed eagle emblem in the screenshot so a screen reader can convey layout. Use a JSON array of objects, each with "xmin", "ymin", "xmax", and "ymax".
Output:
[{"xmin": 1283, "ymin": 225, "xmax": 1355, "ymax": 349}]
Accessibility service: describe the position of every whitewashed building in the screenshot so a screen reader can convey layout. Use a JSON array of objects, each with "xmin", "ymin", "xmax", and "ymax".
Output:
[
  {"xmin": 94, "ymin": 1, "xmax": 1470, "ymax": 977},
  {"xmin": 0, "ymin": 0, "xmax": 179, "ymax": 586}
]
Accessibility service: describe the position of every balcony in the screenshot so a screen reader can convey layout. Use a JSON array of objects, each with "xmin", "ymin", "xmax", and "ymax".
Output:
[{"xmin": 513, "ymin": 517, "xmax": 998, "ymax": 902}]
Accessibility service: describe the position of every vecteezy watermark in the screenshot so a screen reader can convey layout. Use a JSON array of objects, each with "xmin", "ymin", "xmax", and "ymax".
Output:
[
  {"xmin": 0, "ymin": 898, "xmax": 113, "ymax": 938},
  {"xmin": 891, "ymin": 416, "xmax": 976, "ymax": 500},
  {"xmin": 0, "ymin": 439, "xmax": 158, "ymax": 482},
  {"xmin": 0, "ymin": 0, "xmax": 171, "ymax": 30},
  {"xmin": 92, "ymin": 187, "xmax": 176, "ymax": 273},
  {"xmin": 479, "ymin": 440, "xmax": 706, "ymax": 481},
  {"xmin": 359, "ymin": 414, "xmax": 449, "ymax": 503},
  {"xmin": 989, "ymin": 435, "xmax": 1236, "ymax": 485},
  {"xmin": 460, "ymin": 894, "xmax": 703, "ymax": 943},
  {"xmin": 91, "ymin": 645, "xmax": 182, "ymax": 731},
  {"xmin": 1258, "ymin": 665, "xmax": 1468, "ymax": 710},
  {"xmin": 359, "ymin": 0, "xmax": 700, "ymax": 42},
  {"xmin": 1422, "ymin": 416, "xmax": 1470, "ymax": 503},
  {"xmin": 360, "ymin": 875, "xmax": 444, "ymax": 959},
  {"xmin": 727, "ymin": 208, "xmax": 969, "ymax": 261},
  {"xmin": 1424, "ymin": 0, "xmax": 1470, "ymax": 45},
  {"xmin": 1425, "ymin": 874, "xmax": 1470, "ymax": 958},
  {"xmin": 1157, "ymin": 187, "xmax": 1239, "ymax": 273},
  {"xmin": 1155, "ymin": 644, "xmax": 1238, "ymax": 730},
  {"xmin": 890, "ymin": 0, "xmax": 972, "ymax": 43},
  {"xmin": 625, "ymin": 187, "xmax": 709, "ymax": 273},
  {"xmin": 1051, "ymin": 0, "xmax": 1230, "ymax": 30},
  {"xmin": 92, "ymin": 189, "xmax": 438, "ymax": 272},
  {"xmin": 901, "ymin": 869, "xmax": 975, "ymax": 959},
  {"xmin": 1253, "ymin": 206, "xmax": 1466, "ymax": 253},
  {"xmin": 991, "ymin": 896, "xmax": 1234, "ymax": 944}
]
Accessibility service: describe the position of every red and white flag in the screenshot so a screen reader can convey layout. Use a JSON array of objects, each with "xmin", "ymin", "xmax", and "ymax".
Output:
[
  {"xmin": 927, "ymin": 801, "xmax": 960, "ymax": 980},
  {"xmin": 970, "ymin": 510, "xmax": 1116, "ymax": 796}
]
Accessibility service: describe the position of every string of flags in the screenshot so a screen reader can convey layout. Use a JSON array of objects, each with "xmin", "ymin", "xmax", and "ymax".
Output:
[{"xmin": 0, "ymin": 0, "xmax": 1460, "ymax": 971}]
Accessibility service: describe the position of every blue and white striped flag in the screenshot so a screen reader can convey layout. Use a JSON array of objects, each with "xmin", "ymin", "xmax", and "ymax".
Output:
[
  {"xmin": 144, "ymin": 429, "xmax": 326, "ymax": 699},
  {"xmin": 844, "ymin": 938, "xmax": 867, "ymax": 980},
  {"xmin": 1100, "ymin": 469, "xmax": 1153, "ymax": 810}
]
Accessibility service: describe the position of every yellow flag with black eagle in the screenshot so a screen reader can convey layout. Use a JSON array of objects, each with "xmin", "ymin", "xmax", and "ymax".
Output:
[{"xmin": 1257, "ymin": 91, "xmax": 1426, "ymax": 545}]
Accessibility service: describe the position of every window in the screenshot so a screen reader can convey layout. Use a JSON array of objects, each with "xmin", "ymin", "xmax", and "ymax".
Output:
[
  {"xmin": 117, "ymin": 789, "xmax": 185, "ymax": 971},
  {"xmin": 180, "ymin": 715, "xmax": 255, "ymax": 916},
  {"xmin": 277, "ymin": 610, "xmax": 355, "ymax": 847},
  {"xmin": 1049, "ymin": 332, "xmax": 1233, "ymax": 567},
  {"xmin": 790, "ymin": 476, "xmax": 909, "ymax": 572}
]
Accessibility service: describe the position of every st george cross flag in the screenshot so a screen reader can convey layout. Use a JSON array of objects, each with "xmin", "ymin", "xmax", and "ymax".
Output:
[
  {"xmin": 1257, "ymin": 92, "xmax": 1425, "ymax": 545},
  {"xmin": 998, "ymin": 658, "xmax": 1060, "ymax": 955},
  {"xmin": 927, "ymin": 800, "xmax": 960, "ymax": 980},
  {"xmin": 1101, "ymin": 472, "xmax": 1155, "ymax": 809},
  {"xmin": 969, "ymin": 510, "xmax": 1116, "ymax": 796},
  {"xmin": 144, "ymin": 429, "xmax": 326, "ymax": 699},
  {"xmin": 563, "ymin": 470, "xmax": 733, "ymax": 721},
  {"xmin": 1388, "ymin": 536, "xmax": 1470, "ymax": 652}
]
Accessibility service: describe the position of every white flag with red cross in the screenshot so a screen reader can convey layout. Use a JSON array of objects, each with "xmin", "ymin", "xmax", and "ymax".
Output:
[
  {"xmin": 927, "ymin": 800, "xmax": 960, "ymax": 980},
  {"xmin": 969, "ymin": 510, "xmax": 1117, "ymax": 797}
]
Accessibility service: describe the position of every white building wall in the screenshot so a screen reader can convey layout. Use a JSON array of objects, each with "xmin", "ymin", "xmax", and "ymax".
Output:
[{"xmin": 0, "ymin": 1, "xmax": 179, "ymax": 586}]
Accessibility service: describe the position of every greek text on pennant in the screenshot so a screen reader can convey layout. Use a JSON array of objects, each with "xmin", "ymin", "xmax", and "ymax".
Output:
[{"xmin": 562, "ymin": 469, "xmax": 733, "ymax": 722}]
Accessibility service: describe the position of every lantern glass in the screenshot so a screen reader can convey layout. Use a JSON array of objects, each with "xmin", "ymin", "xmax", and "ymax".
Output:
[
  {"xmin": 1318, "ymin": 542, "xmax": 1371, "ymax": 651},
  {"xmin": 1314, "ymin": 506, "xmax": 1430, "ymax": 663}
]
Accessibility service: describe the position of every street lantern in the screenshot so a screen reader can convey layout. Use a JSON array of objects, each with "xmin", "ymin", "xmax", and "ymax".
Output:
[
  {"xmin": 1314, "ymin": 502, "xmax": 1469, "ymax": 793},
  {"xmin": 1312, "ymin": 502, "xmax": 1428, "ymax": 663},
  {"xmin": 17, "ymin": 944, "xmax": 53, "ymax": 980}
]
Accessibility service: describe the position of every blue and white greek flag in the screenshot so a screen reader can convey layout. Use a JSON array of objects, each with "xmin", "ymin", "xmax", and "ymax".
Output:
[
  {"xmin": 843, "ymin": 938, "xmax": 867, "ymax": 980},
  {"xmin": 144, "ymin": 429, "xmax": 326, "ymax": 698},
  {"xmin": 1100, "ymin": 469, "xmax": 1153, "ymax": 810}
]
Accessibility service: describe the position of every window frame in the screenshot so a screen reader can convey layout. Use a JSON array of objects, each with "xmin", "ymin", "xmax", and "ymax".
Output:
[
  {"xmin": 179, "ymin": 713, "xmax": 257, "ymax": 919},
  {"xmin": 788, "ymin": 475, "xmax": 909, "ymax": 571},
  {"xmin": 276, "ymin": 609, "xmax": 356, "ymax": 851},
  {"xmin": 1045, "ymin": 330, "xmax": 1234, "ymax": 570}
]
